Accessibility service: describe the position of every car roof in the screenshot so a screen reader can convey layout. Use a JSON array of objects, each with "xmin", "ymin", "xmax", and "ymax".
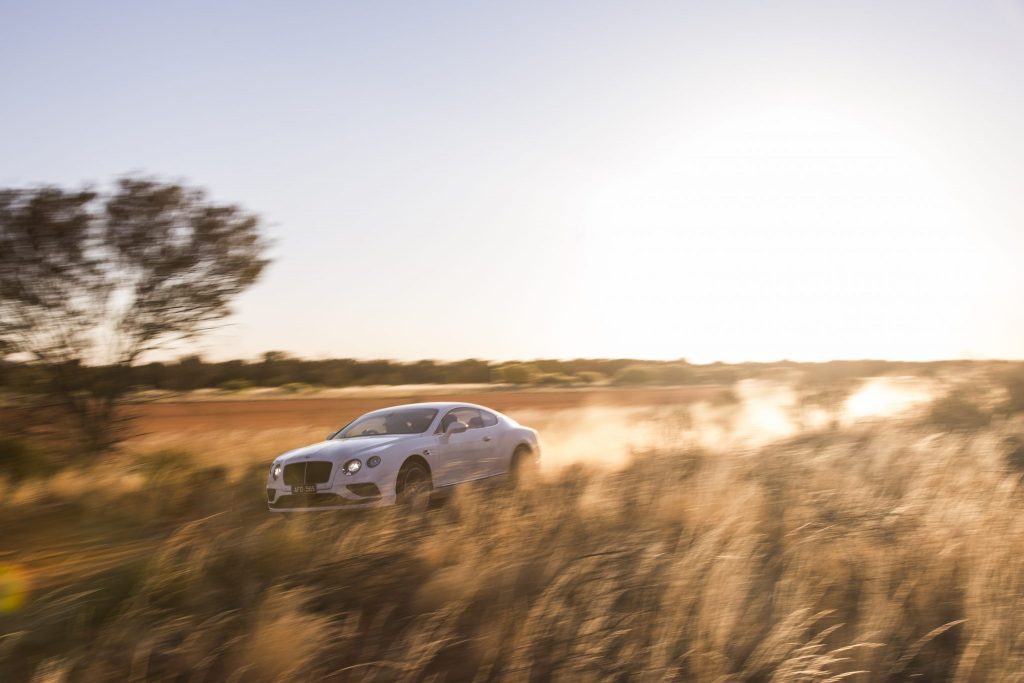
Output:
[{"xmin": 367, "ymin": 401, "xmax": 499, "ymax": 413}]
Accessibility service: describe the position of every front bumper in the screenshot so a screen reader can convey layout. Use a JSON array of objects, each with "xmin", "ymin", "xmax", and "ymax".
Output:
[
  {"xmin": 266, "ymin": 479, "xmax": 396, "ymax": 512},
  {"xmin": 268, "ymin": 491, "xmax": 386, "ymax": 511}
]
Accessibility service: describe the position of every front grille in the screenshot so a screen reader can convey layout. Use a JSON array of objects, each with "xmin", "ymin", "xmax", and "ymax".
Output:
[
  {"xmin": 272, "ymin": 493, "xmax": 364, "ymax": 509},
  {"xmin": 283, "ymin": 461, "xmax": 333, "ymax": 486}
]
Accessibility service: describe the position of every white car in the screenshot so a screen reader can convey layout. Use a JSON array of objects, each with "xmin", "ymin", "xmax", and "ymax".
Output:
[{"xmin": 266, "ymin": 402, "xmax": 540, "ymax": 511}]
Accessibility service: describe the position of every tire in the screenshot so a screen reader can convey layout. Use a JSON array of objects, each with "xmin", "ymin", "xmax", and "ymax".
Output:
[
  {"xmin": 396, "ymin": 461, "xmax": 432, "ymax": 511},
  {"xmin": 509, "ymin": 445, "xmax": 536, "ymax": 487}
]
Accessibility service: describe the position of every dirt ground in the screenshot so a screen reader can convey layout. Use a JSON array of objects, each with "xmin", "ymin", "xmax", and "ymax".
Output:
[{"xmin": 131, "ymin": 386, "xmax": 724, "ymax": 433}]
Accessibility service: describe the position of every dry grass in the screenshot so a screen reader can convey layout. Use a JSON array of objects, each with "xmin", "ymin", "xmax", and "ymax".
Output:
[{"xmin": 3, "ymin": 379, "xmax": 1024, "ymax": 681}]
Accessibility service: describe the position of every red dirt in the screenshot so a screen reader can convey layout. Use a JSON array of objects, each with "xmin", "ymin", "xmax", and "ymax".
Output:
[{"xmin": 132, "ymin": 386, "xmax": 724, "ymax": 433}]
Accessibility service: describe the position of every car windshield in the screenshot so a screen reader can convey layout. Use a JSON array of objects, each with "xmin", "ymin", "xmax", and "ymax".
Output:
[{"xmin": 335, "ymin": 408, "xmax": 438, "ymax": 439}]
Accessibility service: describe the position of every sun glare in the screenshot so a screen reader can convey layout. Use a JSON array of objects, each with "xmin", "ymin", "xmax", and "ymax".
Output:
[{"xmin": 569, "ymin": 90, "xmax": 987, "ymax": 362}]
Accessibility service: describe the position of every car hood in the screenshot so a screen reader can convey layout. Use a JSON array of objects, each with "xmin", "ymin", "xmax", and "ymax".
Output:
[{"xmin": 277, "ymin": 435, "xmax": 409, "ymax": 463}]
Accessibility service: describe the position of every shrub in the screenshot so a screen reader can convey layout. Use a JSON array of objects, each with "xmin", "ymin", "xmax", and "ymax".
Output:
[
  {"xmin": 219, "ymin": 379, "xmax": 253, "ymax": 392},
  {"xmin": 926, "ymin": 389, "xmax": 991, "ymax": 431},
  {"xmin": 998, "ymin": 368, "xmax": 1024, "ymax": 414},
  {"xmin": 492, "ymin": 363, "xmax": 540, "ymax": 385},
  {"xmin": 576, "ymin": 371, "xmax": 605, "ymax": 385},
  {"xmin": 612, "ymin": 364, "xmax": 656, "ymax": 385},
  {"xmin": 0, "ymin": 438, "xmax": 59, "ymax": 482},
  {"xmin": 279, "ymin": 382, "xmax": 313, "ymax": 394},
  {"xmin": 135, "ymin": 449, "xmax": 195, "ymax": 477},
  {"xmin": 534, "ymin": 372, "xmax": 576, "ymax": 387},
  {"xmin": 658, "ymin": 363, "xmax": 694, "ymax": 385}
]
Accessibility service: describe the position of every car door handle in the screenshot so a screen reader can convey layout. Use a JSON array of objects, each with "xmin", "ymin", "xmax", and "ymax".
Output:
[{"xmin": 482, "ymin": 436, "xmax": 491, "ymax": 442}]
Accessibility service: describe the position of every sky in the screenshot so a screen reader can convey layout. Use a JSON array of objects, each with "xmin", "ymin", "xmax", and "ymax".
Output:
[{"xmin": 2, "ymin": 0, "xmax": 1023, "ymax": 363}]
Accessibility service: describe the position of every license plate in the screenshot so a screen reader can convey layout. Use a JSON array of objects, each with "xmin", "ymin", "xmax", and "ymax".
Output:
[{"xmin": 291, "ymin": 485, "xmax": 317, "ymax": 494}]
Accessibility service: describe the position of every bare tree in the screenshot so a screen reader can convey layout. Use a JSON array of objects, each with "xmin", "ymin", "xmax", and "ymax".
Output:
[{"xmin": 0, "ymin": 177, "xmax": 269, "ymax": 452}]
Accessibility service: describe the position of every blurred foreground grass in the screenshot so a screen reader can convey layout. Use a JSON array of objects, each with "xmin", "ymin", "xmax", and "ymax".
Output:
[{"xmin": 3, "ymin": 383, "xmax": 1024, "ymax": 681}]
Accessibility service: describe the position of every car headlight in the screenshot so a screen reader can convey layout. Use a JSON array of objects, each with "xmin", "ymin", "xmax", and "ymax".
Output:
[
  {"xmin": 367, "ymin": 456, "xmax": 381, "ymax": 468},
  {"xmin": 343, "ymin": 459, "xmax": 362, "ymax": 475},
  {"xmin": 271, "ymin": 463, "xmax": 282, "ymax": 480}
]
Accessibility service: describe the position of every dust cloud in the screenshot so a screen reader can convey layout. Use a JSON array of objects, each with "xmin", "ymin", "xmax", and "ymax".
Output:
[
  {"xmin": 841, "ymin": 376, "xmax": 937, "ymax": 423},
  {"xmin": 508, "ymin": 406, "xmax": 658, "ymax": 471},
  {"xmin": 509, "ymin": 376, "xmax": 941, "ymax": 471}
]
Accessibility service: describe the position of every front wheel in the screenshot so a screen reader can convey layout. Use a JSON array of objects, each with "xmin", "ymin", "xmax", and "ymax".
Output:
[{"xmin": 396, "ymin": 462, "xmax": 432, "ymax": 512}]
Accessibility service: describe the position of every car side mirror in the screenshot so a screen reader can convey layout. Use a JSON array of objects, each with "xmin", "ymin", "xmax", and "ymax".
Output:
[{"xmin": 445, "ymin": 420, "xmax": 468, "ymax": 435}]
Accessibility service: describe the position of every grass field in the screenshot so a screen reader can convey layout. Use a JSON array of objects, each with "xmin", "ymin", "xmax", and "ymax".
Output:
[{"xmin": 3, "ymin": 377, "xmax": 1024, "ymax": 681}]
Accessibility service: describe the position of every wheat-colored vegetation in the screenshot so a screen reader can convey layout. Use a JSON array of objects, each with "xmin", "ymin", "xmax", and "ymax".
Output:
[{"xmin": 3, "ymin": 373, "xmax": 1024, "ymax": 681}]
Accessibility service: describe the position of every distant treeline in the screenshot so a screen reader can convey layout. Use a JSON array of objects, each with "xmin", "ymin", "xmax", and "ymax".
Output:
[{"xmin": 0, "ymin": 353, "xmax": 1010, "ymax": 394}]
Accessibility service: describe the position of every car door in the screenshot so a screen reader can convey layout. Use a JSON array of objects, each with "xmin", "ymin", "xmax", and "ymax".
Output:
[
  {"xmin": 434, "ymin": 407, "xmax": 487, "ymax": 485},
  {"xmin": 473, "ymin": 409, "xmax": 504, "ymax": 477}
]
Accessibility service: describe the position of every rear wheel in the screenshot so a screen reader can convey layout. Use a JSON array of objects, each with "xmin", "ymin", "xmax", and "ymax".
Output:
[
  {"xmin": 509, "ymin": 445, "xmax": 537, "ymax": 487},
  {"xmin": 396, "ymin": 462, "xmax": 432, "ymax": 512}
]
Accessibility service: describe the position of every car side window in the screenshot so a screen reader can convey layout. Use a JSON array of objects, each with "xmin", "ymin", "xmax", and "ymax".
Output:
[
  {"xmin": 438, "ymin": 408, "xmax": 483, "ymax": 432},
  {"xmin": 480, "ymin": 410, "xmax": 498, "ymax": 427}
]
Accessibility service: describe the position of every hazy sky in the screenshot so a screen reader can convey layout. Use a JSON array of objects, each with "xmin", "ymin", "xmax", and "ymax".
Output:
[{"xmin": 3, "ymin": 1, "xmax": 1023, "ymax": 362}]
